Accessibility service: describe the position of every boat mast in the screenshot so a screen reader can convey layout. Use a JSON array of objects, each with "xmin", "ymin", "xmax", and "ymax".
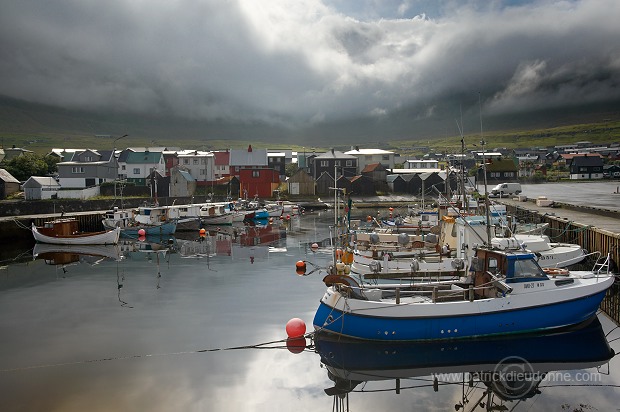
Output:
[{"xmin": 479, "ymin": 93, "xmax": 492, "ymax": 246}]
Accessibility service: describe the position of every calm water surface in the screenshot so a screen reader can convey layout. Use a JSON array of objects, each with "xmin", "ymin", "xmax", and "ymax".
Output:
[{"xmin": 1, "ymin": 211, "xmax": 619, "ymax": 411}]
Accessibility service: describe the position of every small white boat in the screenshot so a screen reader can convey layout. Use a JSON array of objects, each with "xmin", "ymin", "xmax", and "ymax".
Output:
[{"xmin": 32, "ymin": 218, "xmax": 121, "ymax": 245}]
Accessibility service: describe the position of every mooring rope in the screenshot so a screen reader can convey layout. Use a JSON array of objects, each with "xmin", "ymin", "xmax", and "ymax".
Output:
[{"xmin": 0, "ymin": 333, "xmax": 318, "ymax": 373}]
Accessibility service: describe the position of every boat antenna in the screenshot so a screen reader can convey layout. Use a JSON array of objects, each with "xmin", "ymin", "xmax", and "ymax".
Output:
[{"xmin": 479, "ymin": 92, "xmax": 492, "ymax": 246}]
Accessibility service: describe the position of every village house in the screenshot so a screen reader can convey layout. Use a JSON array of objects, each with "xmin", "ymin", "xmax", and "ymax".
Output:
[
  {"xmin": 229, "ymin": 145, "xmax": 279, "ymax": 199},
  {"xmin": 568, "ymin": 154, "xmax": 604, "ymax": 180},
  {"xmin": 309, "ymin": 149, "xmax": 357, "ymax": 180},
  {"xmin": 56, "ymin": 149, "xmax": 118, "ymax": 189}
]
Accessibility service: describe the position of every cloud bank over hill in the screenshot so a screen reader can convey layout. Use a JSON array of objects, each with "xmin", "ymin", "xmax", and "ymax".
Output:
[{"xmin": 1, "ymin": 0, "xmax": 619, "ymax": 142}]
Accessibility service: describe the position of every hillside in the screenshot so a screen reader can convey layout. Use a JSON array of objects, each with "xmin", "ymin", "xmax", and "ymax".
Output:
[{"xmin": 1, "ymin": 94, "xmax": 620, "ymax": 155}]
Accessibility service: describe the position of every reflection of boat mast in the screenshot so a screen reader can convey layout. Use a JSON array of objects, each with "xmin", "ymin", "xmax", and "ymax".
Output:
[{"xmin": 116, "ymin": 261, "xmax": 132, "ymax": 308}]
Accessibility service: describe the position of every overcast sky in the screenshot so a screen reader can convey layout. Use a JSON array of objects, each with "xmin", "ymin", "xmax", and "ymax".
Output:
[{"xmin": 1, "ymin": 0, "xmax": 619, "ymax": 141}]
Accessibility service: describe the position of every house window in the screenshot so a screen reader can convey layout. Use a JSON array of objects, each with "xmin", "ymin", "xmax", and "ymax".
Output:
[
  {"xmin": 335, "ymin": 160, "xmax": 341, "ymax": 166},
  {"xmin": 71, "ymin": 166, "xmax": 84, "ymax": 174},
  {"xmin": 579, "ymin": 167, "xmax": 587, "ymax": 172},
  {"xmin": 193, "ymin": 159, "xmax": 199, "ymax": 165},
  {"xmin": 84, "ymin": 156, "xmax": 92, "ymax": 161},
  {"xmin": 252, "ymin": 170, "xmax": 260, "ymax": 178},
  {"xmin": 346, "ymin": 160, "xmax": 353, "ymax": 166},
  {"xmin": 183, "ymin": 159, "xmax": 189, "ymax": 165},
  {"xmin": 200, "ymin": 169, "xmax": 207, "ymax": 175},
  {"xmin": 382, "ymin": 155, "xmax": 389, "ymax": 160},
  {"xmin": 133, "ymin": 168, "xmax": 140, "ymax": 175},
  {"xmin": 201, "ymin": 159, "xmax": 206, "ymax": 164},
  {"xmin": 320, "ymin": 160, "xmax": 329, "ymax": 167},
  {"xmin": 121, "ymin": 165, "xmax": 126, "ymax": 170}
]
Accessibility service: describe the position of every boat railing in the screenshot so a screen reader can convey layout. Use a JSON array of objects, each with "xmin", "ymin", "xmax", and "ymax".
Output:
[
  {"xmin": 592, "ymin": 252, "xmax": 613, "ymax": 275},
  {"xmin": 544, "ymin": 250, "xmax": 601, "ymax": 269}
]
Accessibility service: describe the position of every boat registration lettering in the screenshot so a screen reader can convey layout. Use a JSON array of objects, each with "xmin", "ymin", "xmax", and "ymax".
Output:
[{"xmin": 523, "ymin": 282, "xmax": 545, "ymax": 289}]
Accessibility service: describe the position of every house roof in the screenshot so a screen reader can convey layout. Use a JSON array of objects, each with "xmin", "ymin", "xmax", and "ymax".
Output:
[
  {"xmin": 126, "ymin": 151, "xmax": 163, "ymax": 164},
  {"xmin": 229, "ymin": 146, "xmax": 268, "ymax": 166},
  {"xmin": 23, "ymin": 176, "xmax": 60, "ymax": 188},
  {"xmin": 361, "ymin": 163, "xmax": 386, "ymax": 173},
  {"xmin": 178, "ymin": 170, "xmax": 195, "ymax": 182},
  {"xmin": 485, "ymin": 158, "xmax": 518, "ymax": 172},
  {"xmin": 561, "ymin": 152, "xmax": 603, "ymax": 160},
  {"xmin": 344, "ymin": 148, "xmax": 394, "ymax": 155},
  {"xmin": 0, "ymin": 168, "xmax": 20, "ymax": 184},
  {"xmin": 314, "ymin": 150, "xmax": 356, "ymax": 159},
  {"xmin": 386, "ymin": 174, "xmax": 405, "ymax": 183},
  {"xmin": 570, "ymin": 155, "xmax": 604, "ymax": 167}
]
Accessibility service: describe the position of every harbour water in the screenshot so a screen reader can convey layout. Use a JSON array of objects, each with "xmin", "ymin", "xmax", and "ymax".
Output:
[{"xmin": 1, "ymin": 210, "xmax": 619, "ymax": 411}]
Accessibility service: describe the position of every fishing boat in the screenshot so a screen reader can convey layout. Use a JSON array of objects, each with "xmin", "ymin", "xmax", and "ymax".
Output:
[
  {"xmin": 199, "ymin": 203, "xmax": 234, "ymax": 225},
  {"xmin": 102, "ymin": 205, "xmax": 177, "ymax": 236},
  {"xmin": 314, "ymin": 316, "xmax": 614, "ymax": 403},
  {"xmin": 32, "ymin": 218, "xmax": 121, "ymax": 245},
  {"xmin": 312, "ymin": 244, "xmax": 615, "ymax": 341}
]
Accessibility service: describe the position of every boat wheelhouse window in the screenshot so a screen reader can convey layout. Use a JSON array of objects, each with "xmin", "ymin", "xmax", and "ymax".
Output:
[
  {"xmin": 513, "ymin": 258, "xmax": 545, "ymax": 279},
  {"xmin": 488, "ymin": 257, "xmax": 498, "ymax": 274}
]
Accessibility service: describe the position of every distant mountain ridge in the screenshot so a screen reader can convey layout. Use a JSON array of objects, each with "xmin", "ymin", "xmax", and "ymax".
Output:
[{"xmin": 1, "ymin": 94, "xmax": 620, "ymax": 147}]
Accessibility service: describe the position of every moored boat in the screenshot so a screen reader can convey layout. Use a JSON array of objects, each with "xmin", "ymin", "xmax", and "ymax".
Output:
[
  {"xmin": 102, "ymin": 205, "xmax": 177, "ymax": 236},
  {"xmin": 312, "ymin": 245, "xmax": 615, "ymax": 341},
  {"xmin": 32, "ymin": 218, "xmax": 121, "ymax": 245}
]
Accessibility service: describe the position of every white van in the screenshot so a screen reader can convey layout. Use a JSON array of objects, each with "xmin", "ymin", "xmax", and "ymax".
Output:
[{"xmin": 490, "ymin": 182, "xmax": 522, "ymax": 197}]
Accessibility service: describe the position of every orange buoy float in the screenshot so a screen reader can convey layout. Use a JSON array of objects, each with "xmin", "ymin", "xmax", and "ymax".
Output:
[
  {"xmin": 367, "ymin": 215, "xmax": 372, "ymax": 222},
  {"xmin": 199, "ymin": 228, "xmax": 206, "ymax": 237},
  {"xmin": 335, "ymin": 248, "xmax": 344, "ymax": 260},
  {"xmin": 285, "ymin": 318, "xmax": 306, "ymax": 338},
  {"xmin": 138, "ymin": 229, "xmax": 146, "ymax": 237},
  {"xmin": 342, "ymin": 250, "xmax": 354, "ymax": 264},
  {"xmin": 295, "ymin": 260, "xmax": 307, "ymax": 275}
]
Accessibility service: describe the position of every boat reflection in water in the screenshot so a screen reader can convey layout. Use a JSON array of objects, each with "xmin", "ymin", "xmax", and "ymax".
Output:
[
  {"xmin": 313, "ymin": 317, "xmax": 614, "ymax": 411},
  {"xmin": 33, "ymin": 243, "xmax": 122, "ymax": 266}
]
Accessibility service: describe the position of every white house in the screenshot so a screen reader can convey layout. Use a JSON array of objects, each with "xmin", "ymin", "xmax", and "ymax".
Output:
[{"xmin": 177, "ymin": 150, "xmax": 215, "ymax": 183}]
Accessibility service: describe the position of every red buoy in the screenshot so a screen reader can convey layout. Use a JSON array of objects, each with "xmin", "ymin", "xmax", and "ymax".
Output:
[
  {"xmin": 295, "ymin": 260, "xmax": 307, "ymax": 275},
  {"xmin": 138, "ymin": 228, "xmax": 146, "ymax": 237},
  {"xmin": 138, "ymin": 235, "xmax": 146, "ymax": 242},
  {"xmin": 286, "ymin": 318, "xmax": 306, "ymax": 338}
]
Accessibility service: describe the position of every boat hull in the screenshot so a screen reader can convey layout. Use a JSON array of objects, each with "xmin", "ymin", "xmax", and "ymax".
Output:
[
  {"xmin": 313, "ymin": 277, "xmax": 613, "ymax": 341},
  {"xmin": 114, "ymin": 221, "xmax": 177, "ymax": 236},
  {"xmin": 32, "ymin": 225, "xmax": 121, "ymax": 245}
]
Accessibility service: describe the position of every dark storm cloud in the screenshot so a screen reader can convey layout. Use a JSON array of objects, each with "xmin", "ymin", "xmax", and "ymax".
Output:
[{"xmin": 0, "ymin": 0, "xmax": 619, "ymax": 133}]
